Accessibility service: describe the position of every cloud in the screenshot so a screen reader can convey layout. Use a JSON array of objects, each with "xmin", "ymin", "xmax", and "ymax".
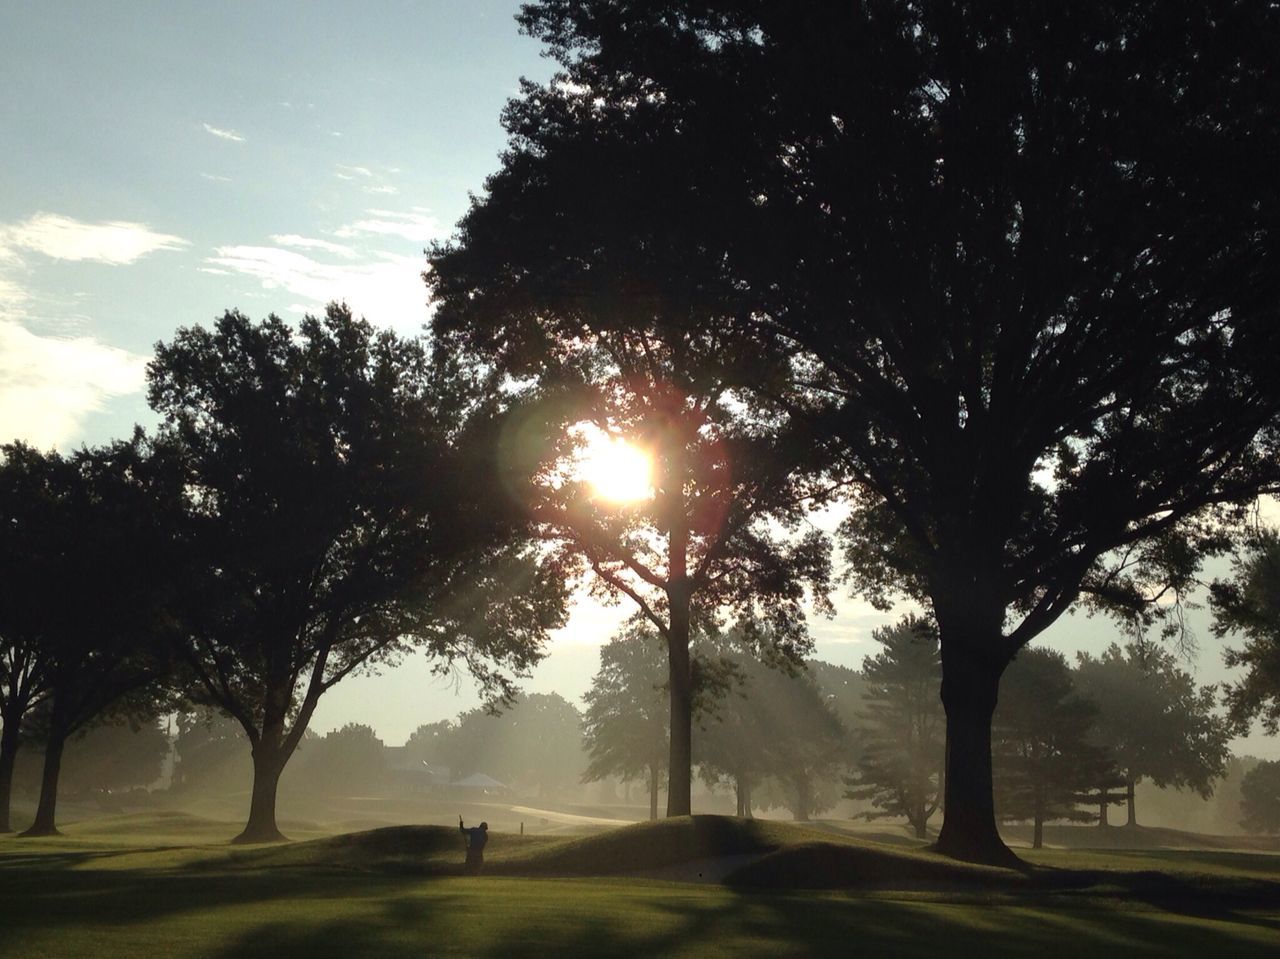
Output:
[
  {"xmin": 364, "ymin": 185, "xmax": 399, "ymax": 196},
  {"xmin": 206, "ymin": 243, "xmax": 428, "ymax": 331},
  {"xmin": 0, "ymin": 319, "xmax": 148, "ymax": 449},
  {"xmin": 202, "ymin": 122, "xmax": 245, "ymax": 142},
  {"xmin": 334, "ymin": 209, "xmax": 444, "ymax": 244},
  {"xmin": 336, "ymin": 164, "xmax": 373, "ymax": 178},
  {"xmin": 201, "ymin": 172, "xmax": 232, "ymax": 182},
  {"xmin": 269, "ymin": 234, "xmax": 357, "ymax": 258},
  {"xmin": 0, "ymin": 213, "xmax": 188, "ymax": 265}
]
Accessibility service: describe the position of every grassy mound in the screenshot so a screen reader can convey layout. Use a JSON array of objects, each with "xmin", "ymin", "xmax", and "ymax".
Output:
[{"xmin": 724, "ymin": 840, "xmax": 1021, "ymax": 890}]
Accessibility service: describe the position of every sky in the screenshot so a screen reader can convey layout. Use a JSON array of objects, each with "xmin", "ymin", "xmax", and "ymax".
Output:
[{"xmin": 2, "ymin": 2, "xmax": 1276, "ymax": 761}]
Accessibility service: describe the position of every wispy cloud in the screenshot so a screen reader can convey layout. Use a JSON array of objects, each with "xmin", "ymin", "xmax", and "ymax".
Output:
[
  {"xmin": 269, "ymin": 234, "xmax": 357, "ymax": 258},
  {"xmin": 0, "ymin": 213, "xmax": 188, "ymax": 265},
  {"xmin": 200, "ymin": 172, "xmax": 232, "ymax": 182},
  {"xmin": 206, "ymin": 243, "xmax": 427, "ymax": 331},
  {"xmin": 336, "ymin": 164, "xmax": 373, "ymax": 178},
  {"xmin": 0, "ymin": 318, "xmax": 148, "ymax": 449},
  {"xmin": 364, "ymin": 185, "xmax": 399, "ymax": 196},
  {"xmin": 334, "ymin": 209, "xmax": 444, "ymax": 244},
  {"xmin": 202, "ymin": 122, "xmax": 245, "ymax": 142}
]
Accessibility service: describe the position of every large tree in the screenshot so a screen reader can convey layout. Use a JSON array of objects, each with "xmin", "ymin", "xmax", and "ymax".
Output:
[
  {"xmin": 992, "ymin": 648, "xmax": 1116, "ymax": 848},
  {"xmin": 845, "ymin": 616, "xmax": 945, "ymax": 839},
  {"xmin": 1210, "ymin": 529, "xmax": 1280, "ymax": 734},
  {"xmin": 153, "ymin": 305, "xmax": 565, "ymax": 842},
  {"xmin": 426, "ymin": 44, "xmax": 835, "ymax": 816},
  {"xmin": 1074, "ymin": 642, "xmax": 1231, "ymax": 828},
  {"xmin": 454, "ymin": 0, "xmax": 1280, "ymax": 862}
]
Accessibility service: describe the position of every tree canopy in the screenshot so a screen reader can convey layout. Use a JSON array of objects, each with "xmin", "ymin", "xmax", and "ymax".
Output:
[
  {"xmin": 153, "ymin": 304, "xmax": 566, "ymax": 841},
  {"xmin": 440, "ymin": 0, "xmax": 1280, "ymax": 863},
  {"xmin": 1211, "ymin": 529, "xmax": 1280, "ymax": 734},
  {"xmin": 1075, "ymin": 642, "xmax": 1231, "ymax": 828},
  {"xmin": 992, "ymin": 647, "xmax": 1115, "ymax": 848}
]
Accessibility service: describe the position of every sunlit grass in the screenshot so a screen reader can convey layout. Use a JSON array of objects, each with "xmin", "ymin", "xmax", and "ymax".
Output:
[{"xmin": 2, "ymin": 813, "xmax": 1279, "ymax": 958}]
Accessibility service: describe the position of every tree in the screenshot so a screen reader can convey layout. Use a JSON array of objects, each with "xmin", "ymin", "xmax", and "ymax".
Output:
[
  {"xmin": 153, "ymin": 305, "xmax": 566, "ymax": 842},
  {"xmin": 2, "ymin": 438, "xmax": 179, "ymax": 836},
  {"xmin": 54, "ymin": 718, "xmax": 170, "ymax": 797},
  {"xmin": 992, "ymin": 648, "xmax": 1116, "ymax": 848},
  {"xmin": 845, "ymin": 616, "xmax": 945, "ymax": 839},
  {"xmin": 581, "ymin": 624, "xmax": 671, "ymax": 819},
  {"xmin": 291, "ymin": 723, "xmax": 387, "ymax": 797},
  {"xmin": 443, "ymin": 693, "xmax": 585, "ymax": 798},
  {"xmin": 171, "ymin": 708, "xmax": 250, "ymax": 795},
  {"xmin": 0, "ymin": 443, "xmax": 59, "ymax": 832},
  {"xmin": 1238, "ymin": 760, "xmax": 1280, "ymax": 834},
  {"xmin": 456, "ymin": 0, "xmax": 1280, "ymax": 863},
  {"xmin": 1075, "ymin": 642, "xmax": 1231, "ymax": 827},
  {"xmin": 427, "ymin": 48, "xmax": 836, "ymax": 817},
  {"xmin": 1210, "ymin": 529, "xmax": 1280, "ymax": 734}
]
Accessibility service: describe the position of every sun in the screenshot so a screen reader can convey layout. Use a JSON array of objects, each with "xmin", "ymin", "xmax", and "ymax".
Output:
[{"xmin": 577, "ymin": 430, "xmax": 653, "ymax": 503}]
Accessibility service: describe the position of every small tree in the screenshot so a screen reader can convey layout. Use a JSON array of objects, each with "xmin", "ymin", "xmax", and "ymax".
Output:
[
  {"xmin": 154, "ymin": 305, "xmax": 566, "ymax": 842},
  {"xmin": 1075, "ymin": 642, "xmax": 1231, "ymax": 827},
  {"xmin": 1239, "ymin": 760, "xmax": 1280, "ymax": 834},
  {"xmin": 443, "ymin": 693, "xmax": 585, "ymax": 798},
  {"xmin": 845, "ymin": 616, "xmax": 945, "ymax": 839},
  {"xmin": 291, "ymin": 723, "xmax": 387, "ymax": 798},
  {"xmin": 581, "ymin": 624, "xmax": 671, "ymax": 819},
  {"xmin": 992, "ymin": 648, "xmax": 1116, "ymax": 848},
  {"xmin": 4, "ymin": 438, "xmax": 179, "ymax": 836}
]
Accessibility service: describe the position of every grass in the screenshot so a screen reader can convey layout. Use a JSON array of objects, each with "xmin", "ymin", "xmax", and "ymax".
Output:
[{"xmin": 2, "ymin": 812, "xmax": 1279, "ymax": 958}]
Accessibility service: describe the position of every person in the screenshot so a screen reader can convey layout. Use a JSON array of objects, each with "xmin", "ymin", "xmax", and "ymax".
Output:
[{"xmin": 459, "ymin": 817, "xmax": 488, "ymax": 874}]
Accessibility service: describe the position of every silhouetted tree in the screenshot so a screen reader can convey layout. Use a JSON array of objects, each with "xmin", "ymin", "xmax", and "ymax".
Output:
[
  {"xmin": 1239, "ymin": 760, "xmax": 1280, "ymax": 834},
  {"xmin": 1075, "ymin": 642, "xmax": 1231, "ymax": 827},
  {"xmin": 845, "ymin": 616, "xmax": 945, "ymax": 839},
  {"xmin": 2, "ymin": 438, "xmax": 179, "ymax": 836},
  {"xmin": 992, "ymin": 648, "xmax": 1116, "ymax": 848},
  {"xmin": 0, "ymin": 443, "xmax": 58, "ymax": 832},
  {"xmin": 404, "ymin": 719, "xmax": 455, "ymax": 770},
  {"xmin": 152, "ymin": 305, "xmax": 566, "ymax": 842},
  {"xmin": 463, "ymin": 0, "xmax": 1280, "ymax": 864},
  {"xmin": 427, "ymin": 47, "xmax": 835, "ymax": 817},
  {"xmin": 54, "ymin": 718, "xmax": 170, "ymax": 797},
  {"xmin": 1210, "ymin": 529, "xmax": 1280, "ymax": 735}
]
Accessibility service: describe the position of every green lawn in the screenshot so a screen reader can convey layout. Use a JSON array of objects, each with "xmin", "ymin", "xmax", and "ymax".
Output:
[{"xmin": 2, "ymin": 814, "xmax": 1279, "ymax": 958}]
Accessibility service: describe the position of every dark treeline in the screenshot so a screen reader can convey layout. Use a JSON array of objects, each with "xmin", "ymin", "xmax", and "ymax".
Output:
[{"xmin": 5, "ymin": 1, "xmax": 1280, "ymax": 866}]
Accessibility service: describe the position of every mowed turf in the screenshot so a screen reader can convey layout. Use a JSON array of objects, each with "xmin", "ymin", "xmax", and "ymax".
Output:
[{"xmin": 2, "ymin": 813, "xmax": 1279, "ymax": 958}]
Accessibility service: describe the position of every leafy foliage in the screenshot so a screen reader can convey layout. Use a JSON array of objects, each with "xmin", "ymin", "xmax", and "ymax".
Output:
[
  {"xmin": 1211, "ymin": 529, "xmax": 1280, "ymax": 734},
  {"xmin": 152, "ymin": 304, "xmax": 566, "ymax": 840},
  {"xmin": 1238, "ymin": 760, "xmax": 1280, "ymax": 834},
  {"xmin": 1075, "ymin": 642, "xmax": 1231, "ymax": 826},
  {"xmin": 992, "ymin": 648, "xmax": 1116, "ymax": 846}
]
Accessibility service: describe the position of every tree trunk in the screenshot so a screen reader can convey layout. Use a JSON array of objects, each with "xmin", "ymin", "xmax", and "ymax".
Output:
[
  {"xmin": 233, "ymin": 741, "xmax": 287, "ymax": 843},
  {"xmin": 912, "ymin": 801, "xmax": 928, "ymax": 839},
  {"xmin": 793, "ymin": 776, "xmax": 811, "ymax": 822},
  {"xmin": 735, "ymin": 774, "xmax": 749, "ymax": 817},
  {"xmin": 666, "ymin": 597, "xmax": 692, "ymax": 817},
  {"xmin": 1125, "ymin": 777, "xmax": 1137, "ymax": 827},
  {"xmin": 648, "ymin": 762, "xmax": 659, "ymax": 821},
  {"xmin": 1099, "ymin": 793, "xmax": 1109, "ymax": 827},
  {"xmin": 20, "ymin": 730, "xmax": 66, "ymax": 837},
  {"xmin": 933, "ymin": 639, "xmax": 1019, "ymax": 866},
  {"xmin": 1033, "ymin": 788, "xmax": 1045, "ymax": 850},
  {"xmin": 0, "ymin": 716, "xmax": 20, "ymax": 833}
]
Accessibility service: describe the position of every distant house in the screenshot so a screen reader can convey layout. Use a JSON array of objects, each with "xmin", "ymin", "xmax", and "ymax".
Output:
[
  {"xmin": 384, "ymin": 746, "xmax": 451, "ymax": 794},
  {"xmin": 450, "ymin": 773, "xmax": 509, "ymax": 793}
]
